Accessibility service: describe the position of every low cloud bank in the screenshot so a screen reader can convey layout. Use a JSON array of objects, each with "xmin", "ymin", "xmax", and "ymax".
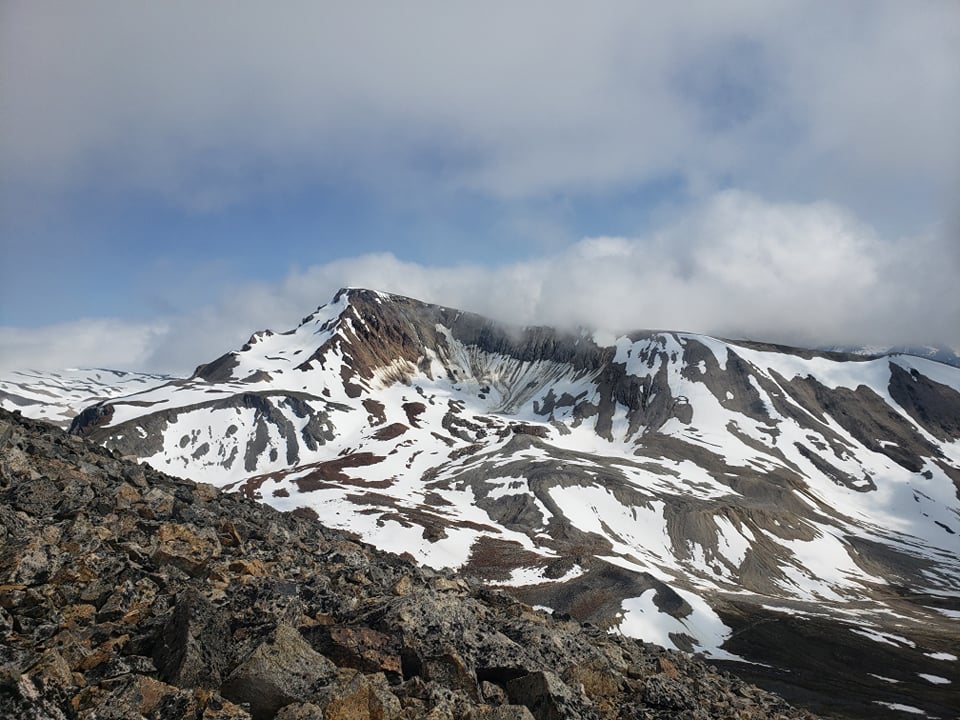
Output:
[{"xmin": 2, "ymin": 192, "xmax": 956, "ymax": 374}]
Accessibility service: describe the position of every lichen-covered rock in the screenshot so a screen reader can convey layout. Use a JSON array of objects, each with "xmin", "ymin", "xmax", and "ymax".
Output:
[
  {"xmin": 220, "ymin": 624, "xmax": 337, "ymax": 719},
  {"xmin": 153, "ymin": 587, "xmax": 231, "ymax": 688},
  {"xmin": 302, "ymin": 624, "xmax": 402, "ymax": 680},
  {"xmin": 505, "ymin": 671, "xmax": 591, "ymax": 720},
  {"xmin": 320, "ymin": 670, "xmax": 401, "ymax": 720},
  {"xmin": 152, "ymin": 521, "xmax": 222, "ymax": 576},
  {"xmin": 274, "ymin": 702, "xmax": 325, "ymax": 720},
  {"xmin": 642, "ymin": 673, "xmax": 696, "ymax": 711},
  {"xmin": 475, "ymin": 707, "xmax": 538, "ymax": 720}
]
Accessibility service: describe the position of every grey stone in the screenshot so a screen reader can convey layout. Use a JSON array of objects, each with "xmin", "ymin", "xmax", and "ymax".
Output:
[
  {"xmin": 219, "ymin": 624, "xmax": 337, "ymax": 720},
  {"xmin": 153, "ymin": 587, "xmax": 230, "ymax": 688},
  {"xmin": 505, "ymin": 671, "xmax": 589, "ymax": 720}
]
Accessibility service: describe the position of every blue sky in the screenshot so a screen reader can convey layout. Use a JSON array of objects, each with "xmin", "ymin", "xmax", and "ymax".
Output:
[{"xmin": 1, "ymin": 1, "xmax": 958, "ymax": 372}]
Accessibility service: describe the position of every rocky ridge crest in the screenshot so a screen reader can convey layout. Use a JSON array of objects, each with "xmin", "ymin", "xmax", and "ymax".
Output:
[{"xmin": 0, "ymin": 408, "xmax": 818, "ymax": 720}]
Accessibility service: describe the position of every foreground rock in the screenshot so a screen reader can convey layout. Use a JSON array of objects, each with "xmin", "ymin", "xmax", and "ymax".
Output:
[{"xmin": 0, "ymin": 408, "xmax": 818, "ymax": 719}]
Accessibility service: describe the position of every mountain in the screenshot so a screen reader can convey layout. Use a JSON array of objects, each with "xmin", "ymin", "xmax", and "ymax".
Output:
[
  {"xmin": 820, "ymin": 344, "xmax": 960, "ymax": 369},
  {"xmin": 60, "ymin": 288, "xmax": 960, "ymax": 718},
  {"xmin": 0, "ymin": 367, "xmax": 172, "ymax": 428},
  {"xmin": 3, "ymin": 407, "xmax": 824, "ymax": 720}
]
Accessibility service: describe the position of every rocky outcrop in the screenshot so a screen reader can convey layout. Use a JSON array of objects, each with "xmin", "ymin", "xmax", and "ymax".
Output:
[{"xmin": 0, "ymin": 408, "xmax": 819, "ymax": 720}]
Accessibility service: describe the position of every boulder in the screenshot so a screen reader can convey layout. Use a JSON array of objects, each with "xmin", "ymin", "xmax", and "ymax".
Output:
[
  {"xmin": 302, "ymin": 624, "xmax": 402, "ymax": 681},
  {"xmin": 152, "ymin": 522, "xmax": 222, "ymax": 576},
  {"xmin": 219, "ymin": 624, "xmax": 337, "ymax": 720},
  {"xmin": 643, "ymin": 673, "xmax": 696, "ymax": 710},
  {"xmin": 505, "ymin": 671, "xmax": 589, "ymax": 720},
  {"xmin": 275, "ymin": 702, "xmax": 325, "ymax": 720},
  {"xmin": 321, "ymin": 670, "xmax": 402, "ymax": 720},
  {"xmin": 153, "ymin": 587, "xmax": 231, "ymax": 688}
]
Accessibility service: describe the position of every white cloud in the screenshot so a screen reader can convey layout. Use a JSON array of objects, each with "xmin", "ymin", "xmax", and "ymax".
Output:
[
  {"xmin": 1, "ymin": 1, "xmax": 956, "ymax": 227},
  {"xmin": 3, "ymin": 192, "xmax": 954, "ymax": 374},
  {"xmin": 0, "ymin": 319, "xmax": 168, "ymax": 374}
]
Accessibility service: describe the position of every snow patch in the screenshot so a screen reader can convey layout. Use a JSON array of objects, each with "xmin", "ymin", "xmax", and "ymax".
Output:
[
  {"xmin": 614, "ymin": 586, "xmax": 741, "ymax": 661},
  {"xmin": 873, "ymin": 701, "xmax": 926, "ymax": 715},
  {"xmin": 850, "ymin": 627, "xmax": 916, "ymax": 648}
]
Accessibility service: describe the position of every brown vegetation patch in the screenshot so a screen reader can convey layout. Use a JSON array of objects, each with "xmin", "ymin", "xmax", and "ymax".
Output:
[
  {"xmin": 462, "ymin": 536, "xmax": 549, "ymax": 582},
  {"xmin": 362, "ymin": 398, "xmax": 387, "ymax": 426},
  {"xmin": 338, "ymin": 492, "xmax": 497, "ymax": 541},
  {"xmin": 448, "ymin": 444, "xmax": 482, "ymax": 460},
  {"xmin": 294, "ymin": 453, "xmax": 388, "ymax": 492},
  {"xmin": 372, "ymin": 423, "xmax": 408, "ymax": 441},
  {"xmin": 402, "ymin": 402, "xmax": 426, "ymax": 427},
  {"xmin": 288, "ymin": 506, "xmax": 319, "ymax": 521},
  {"xmin": 224, "ymin": 463, "xmax": 302, "ymax": 500},
  {"xmin": 230, "ymin": 475, "xmax": 269, "ymax": 501},
  {"xmin": 511, "ymin": 423, "xmax": 549, "ymax": 438}
]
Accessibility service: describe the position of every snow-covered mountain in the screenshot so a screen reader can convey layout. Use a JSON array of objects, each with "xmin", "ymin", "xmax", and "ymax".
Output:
[
  {"xmin": 63, "ymin": 288, "xmax": 960, "ymax": 718},
  {"xmin": 0, "ymin": 368, "xmax": 173, "ymax": 428},
  {"xmin": 821, "ymin": 344, "xmax": 960, "ymax": 369}
]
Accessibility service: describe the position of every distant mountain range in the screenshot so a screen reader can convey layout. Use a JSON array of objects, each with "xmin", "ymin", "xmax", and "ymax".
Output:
[
  {"xmin": 3, "ymin": 288, "xmax": 959, "ymax": 719},
  {"xmin": 0, "ymin": 367, "xmax": 173, "ymax": 428},
  {"xmin": 820, "ymin": 344, "xmax": 960, "ymax": 369}
]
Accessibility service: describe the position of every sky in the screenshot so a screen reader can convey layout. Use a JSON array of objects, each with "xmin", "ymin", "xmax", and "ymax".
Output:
[{"xmin": 1, "ymin": 1, "xmax": 958, "ymax": 374}]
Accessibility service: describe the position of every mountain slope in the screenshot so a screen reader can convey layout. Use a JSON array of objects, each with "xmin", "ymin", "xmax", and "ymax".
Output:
[
  {"xmin": 0, "ymin": 367, "xmax": 172, "ymax": 427},
  {"xmin": 4, "ymin": 407, "xmax": 828, "ymax": 720},
  {"xmin": 68, "ymin": 288, "xmax": 960, "ymax": 718}
]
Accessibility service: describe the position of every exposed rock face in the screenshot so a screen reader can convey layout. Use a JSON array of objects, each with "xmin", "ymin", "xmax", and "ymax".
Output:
[{"xmin": 0, "ymin": 408, "xmax": 823, "ymax": 719}]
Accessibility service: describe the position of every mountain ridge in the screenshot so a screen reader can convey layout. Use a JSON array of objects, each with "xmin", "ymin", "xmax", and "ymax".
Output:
[{"xmin": 4, "ymin": 288, "xmax": 960, "ymax": 718}]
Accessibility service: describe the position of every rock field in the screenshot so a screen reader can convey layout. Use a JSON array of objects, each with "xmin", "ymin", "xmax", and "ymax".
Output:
[{"xmin": 0, "ymin": 408, "xmax": 821, "ymax": 719}]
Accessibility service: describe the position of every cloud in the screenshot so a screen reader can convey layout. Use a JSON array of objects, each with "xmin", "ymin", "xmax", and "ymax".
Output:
[
  {"xmin": 2, "ymin": 1, "xmax": 957, "ymax": 229},
  {"xmin": 0, "ymin": 319, "xmax": 169, "ymax": 374},
  {"xmin": 3, "ymin": 192, "xmax": 954, "ymax": 375}
]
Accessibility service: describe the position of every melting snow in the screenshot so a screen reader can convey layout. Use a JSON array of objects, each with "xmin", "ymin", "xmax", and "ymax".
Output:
[
  {"xmin": 850, "ymin": 628, "xmax": 917, "ymax": 648},
  {"xmin": 496, "ymin": 564, "xmax": 585, "ymax": 588},
  {"xmin": 873, "ymin": 701, "xmax": 927, "ymax": 715},
  {"xmin": 615, "ymin": 587, "xmax": 742, "ymax": 661}
]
